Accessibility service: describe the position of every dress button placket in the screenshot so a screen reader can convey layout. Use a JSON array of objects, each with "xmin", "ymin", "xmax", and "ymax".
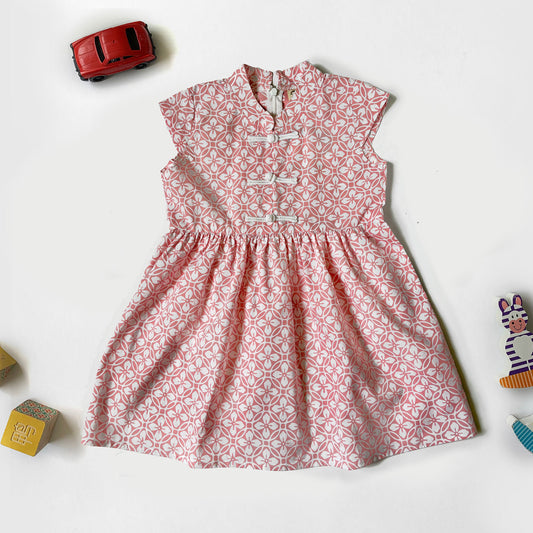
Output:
[
  {"xmin": 244, "ymin": 85, "xmax": 299, "ymax": 226},
  {"xmin": 267, "ymin": 131, "xmax": 278, "ymax": 222}
]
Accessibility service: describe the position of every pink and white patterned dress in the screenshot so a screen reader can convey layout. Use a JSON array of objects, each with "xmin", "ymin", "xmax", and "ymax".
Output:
[{"xmin": 81, "ymin": 61, "xmax": 476, "ymax": 470}]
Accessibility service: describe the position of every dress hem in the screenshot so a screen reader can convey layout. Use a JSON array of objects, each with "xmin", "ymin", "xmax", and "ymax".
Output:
[{"xmin": 80, "ymin": 430, "xmax": 477, "ymax": 472}]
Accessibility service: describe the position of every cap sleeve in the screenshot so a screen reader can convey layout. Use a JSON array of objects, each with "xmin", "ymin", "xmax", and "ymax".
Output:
[
  {"xmin": 354, "ymin": 80, "xmax": 390, "ymax": 155},
  {"xmin": 159, "ymin": 86, "xmax": 195, "ymax": 154}
]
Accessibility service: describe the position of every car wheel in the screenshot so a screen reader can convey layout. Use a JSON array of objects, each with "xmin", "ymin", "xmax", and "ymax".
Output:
[
  {"xmin": 135, "ymin": 63, "xmax": 148, "ymax": 70},
  {"xmin": 90, "ymin": 75, "xmax": 107, "ymax": 82}
]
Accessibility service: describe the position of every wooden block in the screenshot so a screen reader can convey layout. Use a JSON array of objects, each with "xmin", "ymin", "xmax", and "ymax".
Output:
[
  {"xmin": 0, "ymin": 345, "xmax": 17, "ymax": 383},
  {"xmin": 1, "ymin": 400, "xmax": 60, "ymax": 456}
]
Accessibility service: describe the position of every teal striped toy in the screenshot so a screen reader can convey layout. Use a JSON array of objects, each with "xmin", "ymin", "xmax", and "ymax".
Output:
[{"xmin": 507, "ymin": 414, "xmax": 533, "ymax": 453}]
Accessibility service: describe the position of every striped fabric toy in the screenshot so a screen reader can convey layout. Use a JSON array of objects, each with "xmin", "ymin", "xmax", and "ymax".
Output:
[
  {"xmin": 507, "ymin": 414, "xmax": 533, "ymax": 453},
  {"xmin": 498, "ymin": 294, "xmax": 533, "ymax": 388}
]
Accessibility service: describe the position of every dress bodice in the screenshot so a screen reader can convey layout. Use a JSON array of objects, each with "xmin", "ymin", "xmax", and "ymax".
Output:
[{"xmin": 159, "ymin": 61, "xmax": 389, "ymax": 236}]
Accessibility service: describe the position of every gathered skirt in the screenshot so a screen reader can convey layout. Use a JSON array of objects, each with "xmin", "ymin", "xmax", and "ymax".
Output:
[{"xmin": 81, "ymin": 211, "xmax": 476, "ymax": 470}]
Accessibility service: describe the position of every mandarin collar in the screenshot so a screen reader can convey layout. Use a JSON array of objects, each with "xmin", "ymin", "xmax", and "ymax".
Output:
[{"xmin": 226, "ymin": 61, "xmax": 323, "ymax": 114}]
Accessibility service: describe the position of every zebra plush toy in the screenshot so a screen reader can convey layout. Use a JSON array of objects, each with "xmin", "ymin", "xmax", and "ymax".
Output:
[{"xmin": 498, "ymin": 294, "xmax": 533, "ymax": 388}]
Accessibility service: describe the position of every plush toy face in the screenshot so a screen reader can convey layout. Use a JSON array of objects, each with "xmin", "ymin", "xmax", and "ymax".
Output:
[{"xmin": 499, "ymin": 294, "xmax": 528, "ymax": 333}]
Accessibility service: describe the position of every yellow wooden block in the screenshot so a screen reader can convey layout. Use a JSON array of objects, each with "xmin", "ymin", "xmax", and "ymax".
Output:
[
  {"xmin": 1, "ymin": 400, "xmax": 59, "ymax": 456},
  {"xmin": 2, "ymin": 412, "xmax": 45, "ymax": 456},
  {"xmin": 0, "ymin": 345, "xmax": 17, "ymax": 383}
]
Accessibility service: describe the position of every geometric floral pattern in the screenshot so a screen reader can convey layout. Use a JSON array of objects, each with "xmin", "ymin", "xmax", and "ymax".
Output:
[
  {"xmin": 15, "ymin": 400, "xmax": 59, "ymax": 421},
  {"xmin": 81, "ymin": 61, "xmax": 476, "ymax": 470}
]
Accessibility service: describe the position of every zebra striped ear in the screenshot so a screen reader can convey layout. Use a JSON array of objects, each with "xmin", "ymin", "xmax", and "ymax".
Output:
[
  {"xmin": 499, "ymin": 298, "xmax": 509, "ymax": 313},
  {"xmin": 513, "ymin": 294, "xmax": 523, "ymax": 307}
]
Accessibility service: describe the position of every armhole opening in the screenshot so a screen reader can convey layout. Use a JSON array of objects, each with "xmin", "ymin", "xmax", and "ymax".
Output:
[
  {"xmin": 362, "ymin": 92, "xmax": 390, "ymax": 165},
  {"xmin": 159, "ymin": 87, "xmax": 195, "ymax": 155}
]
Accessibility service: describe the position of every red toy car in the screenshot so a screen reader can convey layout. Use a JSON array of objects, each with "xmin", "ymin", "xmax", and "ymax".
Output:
[{"xmin": 71, "ymin": 21, "xmax": 156, "ymax": 82}]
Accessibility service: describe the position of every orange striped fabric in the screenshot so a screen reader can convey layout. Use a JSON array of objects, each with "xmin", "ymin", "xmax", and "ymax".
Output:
[{"xmin": 500, "ymin": 368, "xmax": 533, "ymax": 388}]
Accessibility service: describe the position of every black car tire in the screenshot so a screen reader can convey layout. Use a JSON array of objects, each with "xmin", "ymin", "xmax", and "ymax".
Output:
[
  {"xmin": 135, "ymin": 63, "xmax": 148, "ymax": 70},
  {"xmin": 90, "ymin": 75, "xmax": 107, "ymax": 82}
]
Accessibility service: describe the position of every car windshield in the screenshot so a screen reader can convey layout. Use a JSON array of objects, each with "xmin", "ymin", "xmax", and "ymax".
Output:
[
  {"xmin": 125, "ymin": 27, "xmax": 140, "ymax": 51},
  {"xmin": 94, "ymin": 36, "xmax": 105, "ymax": 62}
]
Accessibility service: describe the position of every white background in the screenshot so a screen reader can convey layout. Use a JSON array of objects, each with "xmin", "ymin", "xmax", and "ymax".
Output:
[{"xmin": 2, "ymin": 1, "xmax": 533, "ymax": 531}]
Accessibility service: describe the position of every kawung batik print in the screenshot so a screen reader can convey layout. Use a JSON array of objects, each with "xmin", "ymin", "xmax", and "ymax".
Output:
[{"xmin": 82, "ymin": 61, "xmax": 476, "ymax": 470}]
